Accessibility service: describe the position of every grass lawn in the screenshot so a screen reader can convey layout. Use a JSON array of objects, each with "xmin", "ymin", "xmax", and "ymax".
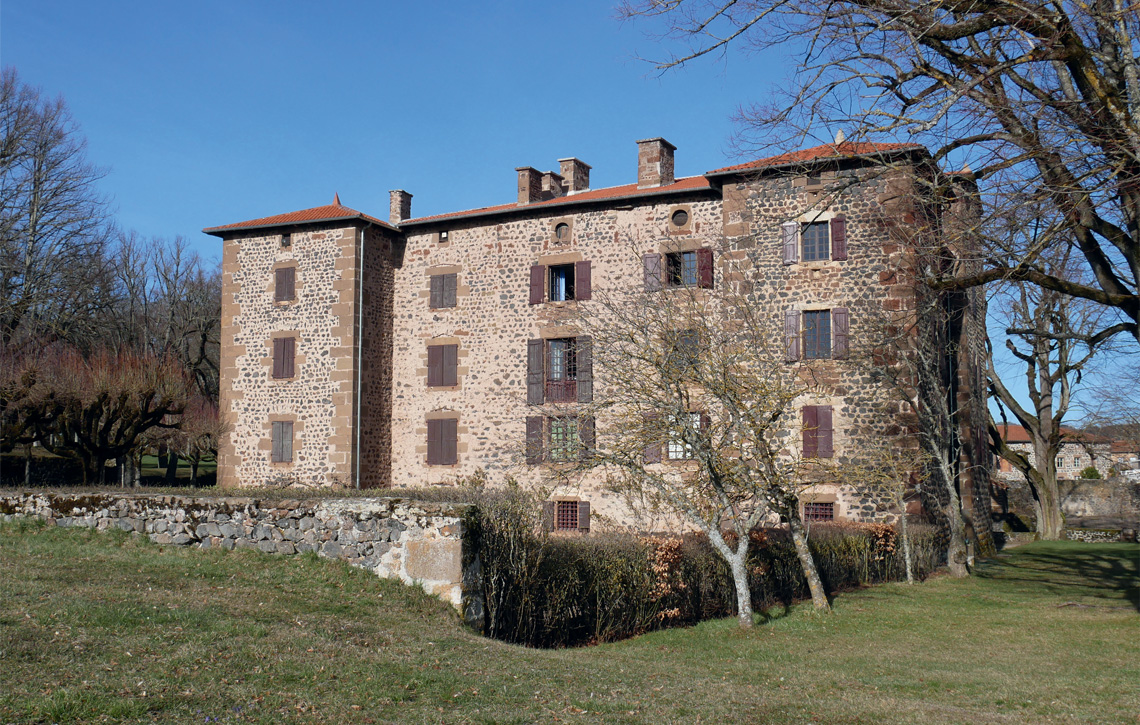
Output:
[
  {"xmin": 0, "ymin": 522, "xmax": 1136, "ymax": 725},
  {"xmin": 137, "ymin": 455, "xmax": 217, "ymax": 480}
]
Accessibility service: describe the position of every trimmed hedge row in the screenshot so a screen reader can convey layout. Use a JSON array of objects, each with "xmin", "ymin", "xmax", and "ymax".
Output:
[{"xmin": 466, "ymin": 494, "xmax": 944, "ymax": 648}]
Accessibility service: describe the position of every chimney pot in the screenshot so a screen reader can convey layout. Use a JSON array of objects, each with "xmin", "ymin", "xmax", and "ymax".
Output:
[
  {"xmin": 389, "ymin": 189, "xmax": 412, "ymax": 225},
  {"xmin": 516, "ymin": 167, "xmax": 542, "ymax": 205},
  {"xmin": 636, "ymin": 137, "xmax": 676, "ymax": 188},
  {"xmin": 540, "ymin": 171, "xmax": 565, "ymax": 200},
  {"xmin": 558, "ymin": 157, "xmax": 591, "ymax": 193}
]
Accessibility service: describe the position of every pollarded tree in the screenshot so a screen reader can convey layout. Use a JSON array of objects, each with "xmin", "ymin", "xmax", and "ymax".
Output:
[
  {"xmin": 554, "ymin": 249, "xmax": 832, "ymax": 623},
  {"xmin": 620, "ymin": 0, "xmax": 1140, "ymax": 345}
]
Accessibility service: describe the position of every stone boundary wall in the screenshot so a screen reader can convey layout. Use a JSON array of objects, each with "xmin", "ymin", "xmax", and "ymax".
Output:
[{"xmin": 0, "ymin": 492, "xmax": 480, "ymax": 621}]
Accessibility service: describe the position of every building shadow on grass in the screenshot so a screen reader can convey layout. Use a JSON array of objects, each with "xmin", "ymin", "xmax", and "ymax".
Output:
[{"xmin": 976, "ymin": 544, "xmax": 1139, "ymax": 612}]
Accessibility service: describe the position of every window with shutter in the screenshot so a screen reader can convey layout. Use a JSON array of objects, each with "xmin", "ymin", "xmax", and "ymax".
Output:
[
  {"xmin": 665, "ymin": 251, "xmax": 698, "ymax": 287},
  {"xmin": 527, "ymin": 339, "xmax": 545, "ymax": 405},
  {"xmin": 802, "ymin": 405, "xmax": 834, "ymax": 458},
  {"xmin": 529, "ymin": 265, "xmax": 545, "ymax": 305},
  {"xmin": 575, "ymin": 260, "xmax": 592, "ymax": 300},
  {"xmin": 643, "ymin": 253, "xmax": 663, "ymax": 292},
  {"xmin": 555, "ymin": 500, "xmax": 579, "ymax": 530},
  {"xmin": 696, "ymin": 248, "xmax": 714, "ymax": 288},
  {"xmin": 548, "ymin": 417, "xmax": 580, "ymax": 462},
  {"xmin": 802, "ymin": 222, "xmax": 830, "ymax": 261},
  {"xmin": 781, "ymin": 221, "xmax": 800, "ymax": 265},
  {"xmin": 275, "ymin": 267, "xmax": 296, "ymax": 302},
  {"xmin": 429, "ymin": 274, "xmax": 457, "ymax": 309},
  {"xmin": 426, "ymin": 418, "xmax": 458, "ymax": 465},
  {"xmin": 803, "ymin": 310, "xmax": 832, "ymax": 359},
  {"xmin": 549, "ymin": 264, "xmax": 575, "ymax": 301},
  {"xmin": 667, "ymin": 411, "xmax": 703, "ymax": 460},
  {"xmin": 804, "ymin": 502, "xmax": 834, "ymax": 521},
  {"xmin": 785, "ymin": 310, "xmax": 801, "ymax": 362},
  {"xmin": 271, "ymin": 421, "xmax": 293, "ymax": 463},
  {"xmin": 427, "ymin": 344, "xmax": 457, "ymax": 387},
  {"xmin": 830, "ymin": 216, "xmax": 847, "ymax": 260},
  {"xmin": 272, "ymin": 337, "xmax": 296, "ymax": 379},
  {"xmin": 546, "ymin": 338, "xmax": 578, "ymax": 402}
]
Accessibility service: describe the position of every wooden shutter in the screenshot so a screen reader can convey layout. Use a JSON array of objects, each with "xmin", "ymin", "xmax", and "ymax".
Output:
[
  {"xmin": 275, "ymin": 268, "xmax": 295, "ymax": 302},
  {"xmin": 527, "ymin": 339, "xmax": 545, "ymax": 405},
  {"xmin": 271, "ymin": 422, "xmax": 282, "ymax": 462},
  {"xmin": 781, "ymin": 221, "xmax": 800, "ymax": 265},
  {"xmin": 429, "ymin": 275, "xmax": 443, "ymax": 309},
  {"xmin": 526, "ymin": 416, "xmax": 544, "ymax": 465},
  {"xmin": 642, "ymin": 413, "xmax": 662, "ymax": 464},
  {"xmin": 802, "ymin": 406, "xmax": 819, "ymax": 458},
  {"xmin": 541, "ymin": 501, "xmax": 555, "ymax": 532},
  {"xmin": 643, "ymin": 253, "xmax": 662, "ymax": 292},
  {"xmin": 272, "ymin": 338, "xmax": 285, "ymax": 378},
  {"xmin": 575, "ymin": 260, "xmax": 592, "ymax": 301},
  {"xmin": 427, "ymin": 419, "xmax": 441, "ymax": 464},
  {"xmin": 785, "ymin": 310, "xmax": 801, "ymax": 362},
  {"xmin": 443, "ymin": 344, "xmax": 458, "ymax": 386},
  {"xmin": 576, "ymin": 336, "xmax": 593, "ymax": 403},
  {"xmin": 818, "ymin": 406, "xmax": 834, "ymax": 458},
  {"xmin": 427, "ymin": 345, "xmax": 442, "ymax": 387},
  {"xmin": 832, "ymin": 307, "xmax": 849, "ymax": 359},
  {"xmin": 282, "ymin": 337, "xmax": 295, "ymax": 379},
  {"xmin": 442, "ymin": 418, "xmax": 458, "ymax": 465},
  {"xmin": 696, "ymin": 248, "xmax": 714, "ymax": 289},
  {"xmin": 529, "ymin": 265, "xmax": 545, "ymax": 304},
  {"xmin": 830, "ymin": 216, "xmax": 847, "ymax": 261},
  {"xmin": 578, "ymin": 500, "xmax": 591, "ymax": 533},
  {"xmin": 443, "ymin": 273, "xmax": 457, "ymax": 308},
  {"xmin": 281, "ymin": 422, "xmax": 293, "ymax": 462},
  {"xmin": 579, "ymin": 416, "xmax": 595, "ymax": 459}
]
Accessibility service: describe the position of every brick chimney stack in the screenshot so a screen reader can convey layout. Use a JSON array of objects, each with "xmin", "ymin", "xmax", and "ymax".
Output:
[
  {"xmin": 540, "ymin": 171, "xmax": 565, "ymax": 200},
  {"xmin": 558, "ymin": 157, "xmax": 591, "ymax": 194},
  {"xmin": 516, "ymin": 167, "xmax": 542, "ymax": 205},
  {"xmin": 389, "ymin": 189, "xmax": 413, "ymax": 225},
  {"xmin": 636, "ymin": 138, "xmax": 676, "ymax": 188}
]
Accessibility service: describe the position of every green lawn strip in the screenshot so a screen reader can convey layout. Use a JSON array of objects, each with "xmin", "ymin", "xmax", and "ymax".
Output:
[{"xmin": 1, "ymin": 522, "xmax": 1135, "ymax": 724}]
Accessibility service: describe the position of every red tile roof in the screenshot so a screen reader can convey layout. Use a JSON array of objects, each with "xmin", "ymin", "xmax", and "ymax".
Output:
[
  {"xmin": 706, "ymin": 141, "xmax": 925, "ymax": 175},
  {"xmin": 996, "ymin": 424, "xmax": 1113, "ymax": 445},
  {"xmin": 402, "ymin": 175, "xmax": 713, "ymax": 225},
  {"xmin": 203, "ymin": 200, "xmax": 394, "ymax": 235}
]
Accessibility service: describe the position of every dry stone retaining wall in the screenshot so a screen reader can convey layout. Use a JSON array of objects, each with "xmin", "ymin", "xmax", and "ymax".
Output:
[{"xmin": 0, "ymin": 492, "xmax": 477, "ymax": 618}]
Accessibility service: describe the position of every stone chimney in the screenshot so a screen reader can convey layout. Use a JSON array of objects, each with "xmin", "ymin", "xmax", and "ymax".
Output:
[
  {"xmin": 389, "ymin": 189, "xmax": 412, "ymax": 225},
  {"xmin": 636, "ymin": 137, "xmax": 676, "ymax": 188},
  {"xmin": 516, "ymin": 167, "xmax": 542, "ymax": 205},
  {"xmin": 541, "ymin": 171, "xmax": 565, "ymax": 200},
  {"xmin": 558, "ymin": 157, "xmax": 591, "ymax": 193}
]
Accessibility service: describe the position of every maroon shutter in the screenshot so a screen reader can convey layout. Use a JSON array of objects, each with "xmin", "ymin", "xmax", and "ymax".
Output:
[
  {"xmin": 782, "ymin": 222, "xmax": 800, "ymax": 265},
  {"xmin": 785, "ymin": 310, "xmax": 801, "ymax": 362},
  {"xmin": 700, "ymin": 412, "xmax": 710, "ymax": 434},
  {"xmin": 803, "ymin": 406, "xmax": 819, "ymax": 458},
  {"xmin": 272, "ymin": 338, "xmax": 284, "ymax": 378},
  {"xmin": 529, "ymin": 265, "xmax": 545, "ymax": 304},
  {"xmin": 426, "ymin": 419, "xmax": 440, "ymax": 464},
  {"xmin": 275, "ymin": 268, "xmax": 287, "ymax": 301},
  {"xmin": 427, "ymin": 345, "xmax": 442, "ymax": 387},
  {"xmin": 575, "ymin": 260, "xmax": 592, "ymax": 301},
  {"xmin": 527, "ymin": 339, "xmax": 545, "ymax": 405},
  {"xmin": 283, "ymin": 337, "xmax": 295, "ymax": 378},
  {"xmin": 541, "ymin": 501, "xmax": 555, "ymax": 532},
  {"xmin": 429, "ymin": 275, "xmax": 442, "ymax": 309},
  {"xmin": 444, "ymin": 273, "xmax": 457, "ymax": 307},
  {"xmin": 830, "ymin": 216, "xmax": 847, "ymax": 261},
  {"xmin": 526, "ymin": 416, "xmax": 544, "ymax": 464},
  {"xmin": 577, "ymin": 500, "xmax": 591, "ymax": 533},
  {"xmin": 442, "ymin": 418, "xmax": 458, "ymax": 464},
  {"xmin": 643, "ymin": 413, "xmax": 662, "ymax": 464},
  {"xmin": 576, "ymin": 336, "xmax": 592, "ymax": 403},
  {"xmin": 579, "ymin": 416, "xmax": 595, "ymax": 459},
  {"xmin": 832, "ymin": 308, "xmax": 849, "ymax": 359},
  {"xmin": 696, "ymin": 248, "xmax": 714, "ymax": 288},
  {"xmin": 643, "ymin": 253, "xmax": 662, "ymax": 292},
  {"xmin": 443, "ymin": 344, "xmax": 458, "ymax": 386},
  {"xmin": 818, "ymin": 406, "xmax": 834, "ymax": 458}
]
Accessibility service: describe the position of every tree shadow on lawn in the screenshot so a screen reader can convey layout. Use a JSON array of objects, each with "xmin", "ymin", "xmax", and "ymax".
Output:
[{"xmin": 974, "ymin": 543, "xmax": 1139, "ymax": 612}]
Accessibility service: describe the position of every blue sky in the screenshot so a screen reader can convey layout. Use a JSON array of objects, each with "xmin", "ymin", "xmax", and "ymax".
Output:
[{"xmin": 3, "ymin": 1, "xmax": 789, "ymax": 263}]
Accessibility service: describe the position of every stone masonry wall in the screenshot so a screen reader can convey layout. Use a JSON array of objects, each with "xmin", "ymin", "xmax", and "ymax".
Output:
[{"xmin": 0, "ymin": 492, "xmax": 474, "ymax": 614}]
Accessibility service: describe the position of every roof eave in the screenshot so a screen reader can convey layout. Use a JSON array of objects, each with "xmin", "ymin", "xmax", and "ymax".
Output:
[
  {"xmin": 703, "ymin": 146, "xmax": 930, "ymax": 180},
  {"xmin": 203, "ymin": 214, "xmax": 394, "ymax": 237},
  {"xmin": 399, "ymin": 183, "xmax": 718, "ymax": 228}
]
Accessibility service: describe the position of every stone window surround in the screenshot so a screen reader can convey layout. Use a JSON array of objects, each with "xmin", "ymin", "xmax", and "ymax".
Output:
[
  {"xmin": 793, "ymin": 210, "xmax": 840, "ymax": 269},
  {"xmin": 416, "ymin": 410, "xmax": 469, "ymax": 466},
  {"xmin": 419, "ymin": 336, "xmax": 468, "ymax": 391},
  {"xmin": 262, "ymin": 331, "xmax": 306, "ymax": 382},
  {"xmin": 436, "ymin": 230, "xmax": 451, "ymax": 246},
  {"xmin": 269, "ymin": 260, "xmax": 302, "ymax": 306},
  {"xmin": 261, "ymin": 415, "xmax": 305, "ymax": 467},
  {"xmin": 422, "ymin": 265, "xmax": 469, "ymax": 308},
  {"xmin": 667, "ymin": 203, "xmax": 694, "ymax": 235},
  {"xmin": 533, "ymin": 253, "xmax": 586, "ymax": 307},
  {"xmin": 550, "ymin": 217, "xmax": 574, "ymax": 245},
  {"xmin": 800, "ymin": 489, "xmax": 841, "ymax": 519}
]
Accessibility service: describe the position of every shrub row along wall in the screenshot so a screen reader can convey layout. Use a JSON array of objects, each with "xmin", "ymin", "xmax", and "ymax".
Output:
[{"xmin": 0, "ymin": 492, "xmax": 476, "ymax": 618}]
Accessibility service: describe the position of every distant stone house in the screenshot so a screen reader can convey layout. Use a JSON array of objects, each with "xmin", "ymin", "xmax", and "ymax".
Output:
[
  {"xmin": 204, "ymin": 136, "xmax": 991, "ymax": 532},
  {"xmin": 994, "ymin": 424, "xmax": 1114, "ymax": 480}
]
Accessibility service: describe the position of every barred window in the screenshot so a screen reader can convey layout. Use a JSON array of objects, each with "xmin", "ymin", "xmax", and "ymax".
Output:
[
  {"xmin": 804, "ymin": 502, "xmax": 834, "ymax": 521},
  {"xmin": 555, "ymin": 500, "xmax": 579, "ymax": 530}
]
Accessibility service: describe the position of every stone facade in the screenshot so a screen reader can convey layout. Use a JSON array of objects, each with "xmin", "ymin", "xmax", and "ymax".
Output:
[
  {"xmin": 0, "ymin": 492, "xmax": 474, "ymax": 613},
  {"xmin": 205, "ymin": 137, "xmax": 992, "ymax": 533}
]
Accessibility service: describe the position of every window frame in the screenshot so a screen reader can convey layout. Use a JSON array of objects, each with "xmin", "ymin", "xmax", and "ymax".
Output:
[
  {"xmin": 802, "ymin": 221, "xmax": 830, "ymax": 262},
  {"xmin": 548, "ymin": 263, "xmax": 576, "ymax": 302},
  {"xmin": 666, "ymin": 411, "xmax": 704, "ymax": 461},
  {"xmin": 665, "ymin": 250, "xmax": 699, "ymax": 287},
  {"xmin": 802, "ymin": 310, "xmax": 832, "ymax": 360}
]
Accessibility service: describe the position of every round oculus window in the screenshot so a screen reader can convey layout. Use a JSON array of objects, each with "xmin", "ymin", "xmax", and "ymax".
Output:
[
  {"xmin": 554, "ymin": 223, "xmax": 570, "ymax": 242},
  {"xmin": 671, "ymin": 209, "xmax": 689, "ymax": 227}
]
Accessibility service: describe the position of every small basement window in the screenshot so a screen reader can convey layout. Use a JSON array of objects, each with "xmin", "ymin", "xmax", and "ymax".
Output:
[{"xmin": 804, "ymin": 502, "xmax": 834, "ymax": 521}]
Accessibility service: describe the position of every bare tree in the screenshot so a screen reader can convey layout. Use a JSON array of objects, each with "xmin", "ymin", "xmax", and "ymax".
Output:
[
  {"xmin": 620, "ymin": 0, "xmax": 1139, "ymax": 344},
  {"xmin": 554, "ymin": 253, "xmax": 832, "ymax": 623},
  {"xmin": 0, "ymin": 67, "xmax": 114, "ymax": 350},
  {"xmin": 987, "ymin": 271, "xmax": 1120, "ymax": 538}
]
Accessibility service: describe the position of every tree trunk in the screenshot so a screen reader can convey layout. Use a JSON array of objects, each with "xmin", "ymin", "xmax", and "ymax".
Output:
[
  {"xmin": 190, "ymin": 460, "xmax": 199, "ymax": 485},
  {"xmin": 936, "ymin": 457, "xmax": 970, "ymax": 577},
  {"xmin": 1035, "ymin": 477, "xmax": 1064, "ymax": 539},
  {"xmin": 728, "ymin": 551, "xmax": 754, "ymax": 627},
  {"xmin": 164, "ymin": 449, "xmax": 179, "ymax": 485},
  {"xmin": 24, "ymin": 444, "xmax": 32, "ymax": 487},
  {"xmin": 898, "ymin": 508, "xmax": 914, "ymax": 584},
  {"xmin": 788, "ymin": 516, "xmax": 830, "ymax": 611}
]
